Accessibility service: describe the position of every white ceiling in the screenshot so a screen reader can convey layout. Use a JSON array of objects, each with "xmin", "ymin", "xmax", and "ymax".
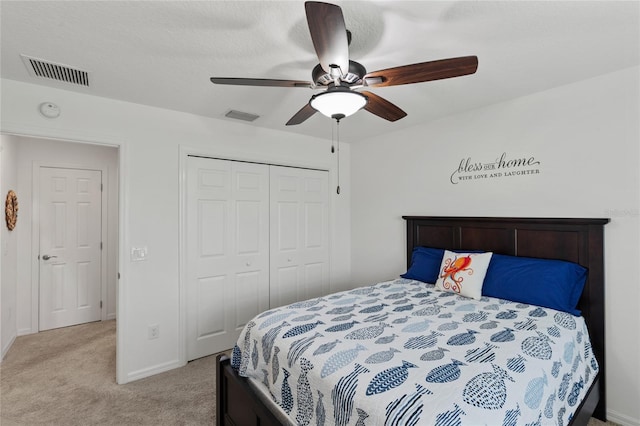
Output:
[{"xmin": 1, "ymin": 1, "xmax": 638, "ymax": 143}]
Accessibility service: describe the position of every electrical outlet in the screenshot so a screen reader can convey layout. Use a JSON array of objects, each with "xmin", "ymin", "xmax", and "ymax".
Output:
[{"xmin": 148, "ymin": 324, "xmax": 159, "ymax": 340}]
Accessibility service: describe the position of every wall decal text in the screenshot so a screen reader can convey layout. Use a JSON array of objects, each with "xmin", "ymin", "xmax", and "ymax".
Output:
[{"xmin": 450, "ymin": 152, "xmax": 541, "ymax": 184}]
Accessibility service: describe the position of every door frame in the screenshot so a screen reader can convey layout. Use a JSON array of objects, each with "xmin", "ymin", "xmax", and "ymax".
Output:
[
  {"xmin": 2, "ymin": 125, "xmax": 124, "ymax": 384},
  {"xmin": 31, "ymin": 162, "xmax": 110, "ymax": 330},
  {"xmin": 178, "ymin": 145, "xmax": 333, "ymax": 366}
]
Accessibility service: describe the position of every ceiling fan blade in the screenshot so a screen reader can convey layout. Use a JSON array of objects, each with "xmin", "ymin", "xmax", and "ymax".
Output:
[
  {"xmin": 364, "ymin": 56, "xmax": 478, "ymax": 88},
  {"xmin": 305, "ymin": 1, "xmax": 349, "ymax": 75},
  {"xmin": 361, "ymin": 91, "xmax": 407, "ymax": 122},
  {"xmin": 286, "ymin": 103, "xmax": 317, "ymax": 126},
  {"xmin": 210, "ymin": 77, "xmax": 312, "ymax": 88}
]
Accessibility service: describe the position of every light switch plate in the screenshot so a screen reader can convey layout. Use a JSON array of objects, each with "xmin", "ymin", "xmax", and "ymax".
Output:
[{"xmin": 130, "ymin": 246, "xmax": 148, "ymax": 261}]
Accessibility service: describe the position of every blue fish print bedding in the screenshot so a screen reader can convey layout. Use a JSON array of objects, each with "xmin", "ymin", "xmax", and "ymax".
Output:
[{"xmin": 231, "ymin": 279, "xmax": 598, "ymax": 425}]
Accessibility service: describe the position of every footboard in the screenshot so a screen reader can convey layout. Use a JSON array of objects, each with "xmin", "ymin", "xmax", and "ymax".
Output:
[{"xmin": 216, "ymin": 354, "xmax": 281, "ymax": 426}]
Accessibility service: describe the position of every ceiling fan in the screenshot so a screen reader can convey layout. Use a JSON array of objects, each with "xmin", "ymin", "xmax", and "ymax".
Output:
[{"xmin": 210, "ymin": 1, "xmax": 478, "ymax": 126}]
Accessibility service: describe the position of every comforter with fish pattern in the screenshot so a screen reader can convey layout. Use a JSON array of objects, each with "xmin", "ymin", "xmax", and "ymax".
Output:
[{"xmin": 231, "ymin": 278, "xmax": 598, "ymax": 426}]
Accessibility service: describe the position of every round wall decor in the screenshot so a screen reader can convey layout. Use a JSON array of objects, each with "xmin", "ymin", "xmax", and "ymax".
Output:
[{"xmin": 5, "ymin": 190, "xmax": 18, "ymax": 231}]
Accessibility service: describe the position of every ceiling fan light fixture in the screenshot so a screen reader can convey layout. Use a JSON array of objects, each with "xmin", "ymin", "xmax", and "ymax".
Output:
[
  {"xmin": 310, "ymin": 87, "xmax": 367, "ymax": 119},
  {"xmin": 210, "ymin": 2, "xmax": 477, "ymax": 126}
]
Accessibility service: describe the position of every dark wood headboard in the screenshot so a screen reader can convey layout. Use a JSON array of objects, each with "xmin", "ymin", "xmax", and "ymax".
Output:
[{"xmin": 403, "ymin": 216, "xmax": 609, "ymax": 420}]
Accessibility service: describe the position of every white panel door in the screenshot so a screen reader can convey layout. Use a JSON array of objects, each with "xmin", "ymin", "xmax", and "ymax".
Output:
[
  {"xmin": 270, "ymin": 166, "xmax": 329, "ymax": 308},
  {"xmin": 39, "ymin": 167, "xmax": 102, "ymax": 331},
  {"xmin": 186, "ymin": 157, "xmax": 269, "ymax": 360}
]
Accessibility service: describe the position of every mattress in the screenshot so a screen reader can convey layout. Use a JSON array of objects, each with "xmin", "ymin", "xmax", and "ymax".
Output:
[{"xmin": 232, "ymin": 278, "xmax": 598, "ymax": 426}]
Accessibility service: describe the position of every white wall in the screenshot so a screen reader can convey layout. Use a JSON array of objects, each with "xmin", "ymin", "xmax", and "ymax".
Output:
[
  {"xmin": 351, "ymin": 66, "xmax": 640, "ymax": 425},
  {"xmin": 0, "ymin": 78, "xmax": 351, "ymax": 384},
  {"xmin": 0, "ymin": 134, "xmax": 19, "ymax": 359},
  {"xmin": 12, "ymin": 136, "xmax": 119, "ymax": 335}
]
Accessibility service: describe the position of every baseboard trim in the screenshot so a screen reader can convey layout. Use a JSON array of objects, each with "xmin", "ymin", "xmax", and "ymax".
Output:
[
  {"xmin": 1, "ymin": 333, "xmax": 17, "ymax": 361},
  {"xmin": 125, "ymin": 359, "xmax": 185, "ymax": 383},
  {"xmin": 17, "ymin": 327, "xmax": 35, "ymax": 336},
  {"xmin": 607, "ymin": 409, "xmax": 640, "ymax": 426}
]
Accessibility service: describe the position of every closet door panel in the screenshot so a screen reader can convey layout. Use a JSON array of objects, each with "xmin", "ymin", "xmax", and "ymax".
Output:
[
  {"xmin": 276, "ymin": 202, "xmax": 299, "ymax": 250},
  {"xmin": 187, "ymin": 158, "xmax": 328, "ymax": 358},
  {"xmin": 233, "ymin": 161, "xmax": 270, "ymax": 328},
  {"xmin": 196, "ymin": 275, "xmax": 227, "ymax": 337},
  {"xmin": 305, "ymin": 202, "xmax": 324, "ymax": 248},
  {"xmin": 273, "ymin": 266, "xmax": 299, "ymax": 308},
  {"xmin": 270, "ymin": 166, "xmax": 329, "ymax": 308},
  {"xmin": 235, "ymin": 271, "xmax": 263, "ymax": 328},
  {"xmin": 187, "ymin": 157, "xmax": 269, "ymax": 360},
  {"xmin": 304, "ymin": 263, "xmax": 324, "ymax": 300}
]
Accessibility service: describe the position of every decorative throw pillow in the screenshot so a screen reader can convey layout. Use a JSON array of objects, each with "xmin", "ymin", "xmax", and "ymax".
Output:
[{"xmin": 435, "ymin": 250, "xmax": 493, "ymax": 300}]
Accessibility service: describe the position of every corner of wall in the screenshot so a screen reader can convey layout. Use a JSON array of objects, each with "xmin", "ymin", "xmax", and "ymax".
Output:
[
  {"xmin": 0, "ymin": 134, "xmax": 19, "ymax": 360},
  {"xmin": 1, "ymin": 334, "xmax": 16, "ymax": 361}
]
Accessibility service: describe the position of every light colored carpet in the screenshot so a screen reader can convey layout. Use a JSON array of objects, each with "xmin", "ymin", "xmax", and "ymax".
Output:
[
  {"xmin": 0, "ymin": 320, "xmax": 216, "ymax": 425},
  {"xmin": 0, "ymin": 320, "xmax": 619, "ymax": 425}
]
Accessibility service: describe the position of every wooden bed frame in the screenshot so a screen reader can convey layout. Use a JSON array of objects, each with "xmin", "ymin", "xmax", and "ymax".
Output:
[{"xmin": 216, "ymin": 216, "xmax": 609, "ymax": 425}]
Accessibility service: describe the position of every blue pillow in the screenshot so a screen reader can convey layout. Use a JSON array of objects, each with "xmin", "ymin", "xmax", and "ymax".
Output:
[
  {"xmin": 482, "ymin": 254, "xmax": 587, "ymax": 316},
  {"xmin": 401, "ymin": 247, "xmax": 445, "ymax": 284}
]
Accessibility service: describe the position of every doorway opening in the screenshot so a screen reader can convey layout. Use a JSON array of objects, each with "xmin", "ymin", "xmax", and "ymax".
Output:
[{"xmin": 1, "ymin": 134, "xmax": 119, "ymax": 372}]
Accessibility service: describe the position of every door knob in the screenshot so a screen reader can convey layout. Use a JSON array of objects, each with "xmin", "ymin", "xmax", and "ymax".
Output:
[{"xmin": 42, "ymin": 255, "xmax": 57, "ymax": 260}]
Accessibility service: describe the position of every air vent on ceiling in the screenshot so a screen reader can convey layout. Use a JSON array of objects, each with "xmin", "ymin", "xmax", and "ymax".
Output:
[
  {"xmin": 225, "ymin": 110, "xmax": 259, "ymax": 122},
  {"xmin": 21, "ymin": 55, "xmax": 90, "ymax": 87}
]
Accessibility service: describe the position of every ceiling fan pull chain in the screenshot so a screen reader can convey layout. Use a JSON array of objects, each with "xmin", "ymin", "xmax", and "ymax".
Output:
[
  {"xmin": 331, "ymin": 120, "xmax": 335, "ymax": 153},
  {"xmin": 336, "ymin": 118, "xmax": 341, "ymax": 195}
]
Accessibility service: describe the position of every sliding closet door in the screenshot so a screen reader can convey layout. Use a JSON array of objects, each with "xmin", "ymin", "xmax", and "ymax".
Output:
[
  {"xmin": 186, "ymin": 157, "xmax": 269, "ymax": 360},
  {"xmin": 270, "ymin": 166, "xmax": 330, "ymax": 308}
]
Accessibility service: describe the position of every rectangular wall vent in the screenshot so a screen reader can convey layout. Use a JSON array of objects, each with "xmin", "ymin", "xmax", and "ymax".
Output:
[
  {"xmin": 225, "ymin": 110, "xmax": 259, "ymax": 122},
  {"xmin": 21, "ymin": 55, "xmax": 90, "ymax": 87}
]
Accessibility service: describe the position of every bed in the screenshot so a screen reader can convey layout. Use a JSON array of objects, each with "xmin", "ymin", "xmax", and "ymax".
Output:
[{"xmin": 216, "ymin": 216, "xmax": 608, "ymax": 425}]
